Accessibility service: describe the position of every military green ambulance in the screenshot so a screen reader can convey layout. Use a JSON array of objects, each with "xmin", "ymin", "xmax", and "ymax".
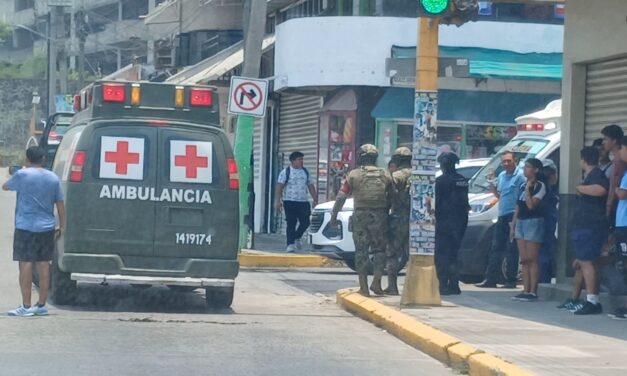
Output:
[{"xmin": 50, "ymin": 81, "xmax": 239, "ymax": 308}]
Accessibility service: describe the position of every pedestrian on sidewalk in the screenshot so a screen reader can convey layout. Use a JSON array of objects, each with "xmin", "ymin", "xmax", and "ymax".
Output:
[
  {"xmin": 593, "ymin": 138, "xmax": 614, "ymax": 179},
  {"xmin": 476, "ymin": 151, "xmax": 525, "ymax": 289},
  {"xmin": 275, "ymin": 151, "xmax": 317, "ymax": 253},
  {"xmin": 3, "ymin": 147, "xmax": 65, "ymax": 317},
  {"xmin": 608, "ymin": 136, "xmax": 627, "ymax": 320},
  {"xmin": 602, "ymin": 125, "xmax": 625, "ymax": 231},
  {"xmin": 434, "ymin": 152, "xmax": 469, "ymax": 295},
  {"xmin": 385, "ymin": 147, "xmax": 412, "ymax": 295},
  {"xmin": 539, "ymin": 159, "xmax": 559, "ymax": 284},
  {"xmin": 567, "ymin": 147, "xmax": 608, "ymax": 314},
  {"xmin": 330, "ymin": 144, "xmax": 394, "ymax": 296},
  {"xmin": 510, "ymin": 158, "xmax": 546, "ymax": 302}
]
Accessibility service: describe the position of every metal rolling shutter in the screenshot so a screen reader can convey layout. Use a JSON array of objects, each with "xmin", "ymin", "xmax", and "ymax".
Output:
[
  {"xmin": 273, "ymin": 94, "xmax": 321, "ymax": 235},
  {"xmin": 585, "ymin": 57, "xmax": 627, "ymax": 145},
  {"xmin": 278, "ymin": 94, "xmax": 321, "ymax": 180}
]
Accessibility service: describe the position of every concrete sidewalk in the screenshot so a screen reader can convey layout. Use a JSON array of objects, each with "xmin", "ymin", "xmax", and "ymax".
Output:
[{"xmin": 375, "ymin": 284, "xmax": 627, "ymax": 375}]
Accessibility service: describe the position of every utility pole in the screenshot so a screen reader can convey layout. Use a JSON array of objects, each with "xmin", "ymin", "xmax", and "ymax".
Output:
[
  {"xmin": 48, "ymin": 6, "xmax": 60, "ymax": 117},
  {"xmin": 401, "ymin": 17, "xmax": 442, "ymax": 306},
  {"xmin": 234, "ymin": 0, "xmax": 267, "ymax": 249},
  {"xmin": 59, "ymin": 6, "xmax": 68, "ymax": 95},
  {"xmin": 76, "ymin": 8, "xmax": 88, "ymax": 89}
]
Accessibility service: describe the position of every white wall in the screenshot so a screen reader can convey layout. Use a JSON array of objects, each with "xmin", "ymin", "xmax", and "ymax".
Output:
[
  {"xmin": 275, "ymin": 17, "xmax": 564, "ymax": 90},
  {"xmin": 561, "ymin": 0, "xmax": 627, "ymax": 193},
  {"xmin": 274, "ymin": 17, "xmax": 417, "ymax": 90}
]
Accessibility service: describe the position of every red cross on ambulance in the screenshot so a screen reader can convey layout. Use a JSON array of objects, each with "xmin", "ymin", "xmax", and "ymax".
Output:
[
  {"xmin": 99, "ymin": 136, "xmax": 144, "ymax": 180},
  {"xmin": 170, "ymin": 140, "xmax": 213, "ymax": 183}
]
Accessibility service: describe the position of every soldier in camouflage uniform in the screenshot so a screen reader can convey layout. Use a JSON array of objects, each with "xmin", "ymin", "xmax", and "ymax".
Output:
[
  {"xmin": 384, "ymin": 147, "xmax": 412, "ymax": 295},
  {"xmin": 330, "ymin": 144, "xmax": 394, "ymax": 296}
]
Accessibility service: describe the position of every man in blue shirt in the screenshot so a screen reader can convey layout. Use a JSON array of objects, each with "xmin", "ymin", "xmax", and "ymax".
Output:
[
  {"xmin": 477, "ymin": 151, "xmax": 525, "ymax": 288},
  {"xmin": 3, "ymin": 147, "xmax": 65, "ymax": 317}
]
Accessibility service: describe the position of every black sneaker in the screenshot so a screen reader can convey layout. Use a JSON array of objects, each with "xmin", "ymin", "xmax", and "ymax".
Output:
[
  {"xmin": 556, "ymin": 298, "xmax": 580, "ymax": 310},
  {"xmin": 574, "ymin": 301, "xmax": 603, "ymax": 315},
  {"xmin": 518, "ymin": 293, "xmax": 538, "ymax": 302},
  {"xmin": 608, "ymin": 307, "xmax": 627, "ymax": 320},
  {"xmin": 500, "ymin": 282, "xmax": 517, "ymax": 289},
  {"xmin": 568, "ymin": 301, "xmax": 585, "ymax": 312},
  {"xmin": 511, "ymin": 292, "xmax": 528, "ymax": 301},
  {"xmin": 475, "ymin": 280, "xmax": 497, "ymax": 288}
]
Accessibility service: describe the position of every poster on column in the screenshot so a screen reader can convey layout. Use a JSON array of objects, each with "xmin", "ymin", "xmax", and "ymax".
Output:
[{"xmin": 410, "ymin": 91, "xmax": 437, "ymax": 255}]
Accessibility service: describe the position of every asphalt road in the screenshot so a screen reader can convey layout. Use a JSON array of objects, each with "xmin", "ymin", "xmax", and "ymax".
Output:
[{"xmin": 0, "ymin": 181, "xmax": 453, "ymax": 375}]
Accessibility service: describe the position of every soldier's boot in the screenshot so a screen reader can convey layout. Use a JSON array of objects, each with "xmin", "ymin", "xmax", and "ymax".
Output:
[
  {"xmin": 383, "ymin": 274, "xmax": 399, "ymax": 295},
  {"xmin": 358, "ymin": 274, "xmax": 370, "ymax": 297},
  {"xmin": 370, "ymin": 274, "xmax": 384, "ymax": 296},
  {"xmin": 370, "ymin": 252, "xmax": 385, "ymax": 296}
]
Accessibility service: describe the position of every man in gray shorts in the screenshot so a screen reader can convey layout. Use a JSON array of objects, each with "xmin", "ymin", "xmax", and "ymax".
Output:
[{"xmin": 3, "ymin": 147, "xmax": 65, "ymax": 317}]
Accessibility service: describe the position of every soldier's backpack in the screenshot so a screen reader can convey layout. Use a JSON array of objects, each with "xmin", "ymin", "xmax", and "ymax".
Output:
[{"xmin": 357, "ymin": 166, "xmax": 388, "ymax": 204}]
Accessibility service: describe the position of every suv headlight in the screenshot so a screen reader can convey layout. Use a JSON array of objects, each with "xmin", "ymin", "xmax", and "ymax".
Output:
[{"xmin": 469, "ymin": 196, "xmax": 497, "ymax": 216}]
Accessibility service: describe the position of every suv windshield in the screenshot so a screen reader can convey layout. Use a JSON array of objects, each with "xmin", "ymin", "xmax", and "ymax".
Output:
[{"xmin": 469, "ymin": 138, "xmax": 550, "ymax": 194}]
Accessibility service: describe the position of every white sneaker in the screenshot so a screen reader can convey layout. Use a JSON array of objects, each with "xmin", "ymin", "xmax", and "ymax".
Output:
[
  {"xmin": 295, "ymin": 239, "xmax": 303, "ymax": 250},
  {"xmin": 286, "ymin": 244, "xmax": 297, "ymax": 253}
]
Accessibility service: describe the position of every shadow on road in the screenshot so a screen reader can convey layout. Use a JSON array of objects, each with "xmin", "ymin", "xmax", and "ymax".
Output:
[{"xmin": 47, "ymin": 283, "xmax": 233, "ymax": 315}]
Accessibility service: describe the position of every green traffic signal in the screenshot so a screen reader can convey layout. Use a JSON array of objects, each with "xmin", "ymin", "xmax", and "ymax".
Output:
[{"xmin": 420, "ymin": 0, "xmax": 449, "ymax": 15}]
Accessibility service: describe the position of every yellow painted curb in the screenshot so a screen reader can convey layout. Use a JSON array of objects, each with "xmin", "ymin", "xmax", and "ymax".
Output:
[
  {"xmin": 468, "ymin": 353, "xmax": 535, "ymax": 376},
  {"xmin": 336, "ymin": 289, "xmax": 536, "ymax": 376},
  {"xmin": 239, "ymin": 251, "xmax": 337, "ymax": 268}
]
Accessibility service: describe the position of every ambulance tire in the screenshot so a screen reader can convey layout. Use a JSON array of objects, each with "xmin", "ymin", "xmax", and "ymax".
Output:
[
  {"xmin": 50, "ymin": 253, "xmax": 78, "ymax": 305},
  {"xmin": 205, "ymin": 286, "xmax": 234, "ymax": 309}
]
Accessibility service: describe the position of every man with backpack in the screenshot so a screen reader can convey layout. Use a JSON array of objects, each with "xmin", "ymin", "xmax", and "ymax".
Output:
[{"xmin": 275, "ymin": 151, "xmax": 317, "ymax": 252}]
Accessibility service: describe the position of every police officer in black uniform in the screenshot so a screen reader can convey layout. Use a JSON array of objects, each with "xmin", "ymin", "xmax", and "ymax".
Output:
[{"xmin": 435, "ymin": 152, "xmax": 470, "ymax": 295}]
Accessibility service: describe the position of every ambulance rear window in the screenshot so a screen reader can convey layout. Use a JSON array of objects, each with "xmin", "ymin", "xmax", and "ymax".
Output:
[{"xmin": 92, "ymin": 132, "xmax": 152, "ymax": 182}]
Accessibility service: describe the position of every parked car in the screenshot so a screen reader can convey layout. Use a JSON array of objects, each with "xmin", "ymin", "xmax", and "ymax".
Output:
[{"xmin": 309, "ymin": 158, "xmax": 490, "ymax": 272}]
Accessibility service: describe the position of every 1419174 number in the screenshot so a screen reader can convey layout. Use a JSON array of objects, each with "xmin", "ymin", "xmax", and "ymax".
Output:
[{"xmin": 176, "ymin": 233, "xmax": 212, "ymax": 245}]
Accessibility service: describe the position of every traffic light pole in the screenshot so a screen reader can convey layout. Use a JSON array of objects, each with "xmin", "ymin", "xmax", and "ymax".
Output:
[{"xmin": 401, "ymin": 17, "xmax": 442, "ymax": 306}]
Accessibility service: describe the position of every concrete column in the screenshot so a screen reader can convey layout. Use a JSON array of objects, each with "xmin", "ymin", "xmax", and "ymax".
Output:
[{"xmin": 352, "ymin": 0, "xmax": 360, "ymax": 16}]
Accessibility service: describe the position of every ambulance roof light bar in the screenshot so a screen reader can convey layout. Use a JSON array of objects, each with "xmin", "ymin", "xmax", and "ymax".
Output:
[{"xmin": 102, "ymin": 83, "xmax": 126, "ymax": 103}]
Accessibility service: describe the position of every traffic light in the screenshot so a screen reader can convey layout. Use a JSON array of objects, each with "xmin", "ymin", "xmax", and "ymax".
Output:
[{"xmin": 417, "ymin": 0, "xmax": 479, "ymax": 25}]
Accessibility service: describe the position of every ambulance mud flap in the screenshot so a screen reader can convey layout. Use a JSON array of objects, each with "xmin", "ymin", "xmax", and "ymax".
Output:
[{"xmin": 71, "ymin": 273, "xmax": 234, "ymax": 287}]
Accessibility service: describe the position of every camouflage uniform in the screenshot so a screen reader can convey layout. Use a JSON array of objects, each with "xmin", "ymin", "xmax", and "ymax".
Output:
[{"xmin": 331, "ymin": 144, "xmax": 393, "ymax": 296}]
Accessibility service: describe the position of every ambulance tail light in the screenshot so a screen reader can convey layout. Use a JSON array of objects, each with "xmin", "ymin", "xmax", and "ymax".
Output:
[
  {"xmin": 102, "ymin": 83, "xmax": 126, "ymax": 103},
  {"xmin": 130, "ymin": 84, "xmax": 141, "ymax": 105},
  {"xmin": 227, "ymin": 158, "xmax": 239, "ymax": 190},
  {"xmin": 517, "ymin": 123, "xmax": 544, "ymax": 132},
  {"xmin": 190, "ymin": 88, "xmax": 213, "ymax": 107},
  {"xmin": 69, "ymin": 151, "xmax": 87, "ymax": 182},
  {"xmin": 73, "ymin": 95, "xmax": 81, "ymax": 112}
]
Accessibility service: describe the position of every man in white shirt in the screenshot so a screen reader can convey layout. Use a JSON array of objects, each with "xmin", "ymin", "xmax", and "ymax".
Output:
[{"xmin": 275, "ymin": 152, "xmax": 317, "ymax": 252}]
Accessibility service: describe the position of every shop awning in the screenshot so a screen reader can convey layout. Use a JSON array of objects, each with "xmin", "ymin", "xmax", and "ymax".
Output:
[
  {"xmin": 391, "ymin": 46, "xmax": 562, "ymax": 80},
  {"xmin": 370, "ymin": 88, "xmax": 414, "ymax": 120},
  {"xmin": 166, "ymin": 34, "xmax": 275, "ymax": 84},
  {"xmin": 371, "ymin": 88, "xmax": 561, "ymax": 124}
]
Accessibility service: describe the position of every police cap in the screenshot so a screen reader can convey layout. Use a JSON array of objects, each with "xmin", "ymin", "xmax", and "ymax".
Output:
[{"xmin": 437, "ymin": 152, "xmax": 460, "ymax": 167}]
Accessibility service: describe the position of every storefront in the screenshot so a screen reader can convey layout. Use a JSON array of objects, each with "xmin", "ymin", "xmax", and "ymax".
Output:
[
  {"xmin": 372, "ymin": 88, "xmax": 558, "ymax": 165},
  {"xmin": 318, "ymin": 90, "xmax": 358, "ymax": 201}
]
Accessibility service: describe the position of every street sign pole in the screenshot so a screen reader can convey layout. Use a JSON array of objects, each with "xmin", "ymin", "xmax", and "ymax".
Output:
[
  {"xmin": 401, "ymin": 17, "xmax": 442, "ymax": 306},
  {"xmin": 228, "ymin": 76, "xmax": 269, "ymax": 250},
  {"xmin": 234, "ymin": 115, "xmax": 255, "ymax": 249}
]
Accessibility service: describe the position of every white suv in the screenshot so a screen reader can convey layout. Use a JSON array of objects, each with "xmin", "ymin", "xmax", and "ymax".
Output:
[{"xmin": 309, "ymin": 158, "xmax": 489, "ymax": 272}]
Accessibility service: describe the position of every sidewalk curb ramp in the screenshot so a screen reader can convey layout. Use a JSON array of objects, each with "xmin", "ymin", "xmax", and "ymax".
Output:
[
  {"xmin": 239, "ymin": 250, "xmax": 341, "ymax": 268},
  {"xmin": 336, "ymin": 289, "xmax": 536, "ymax": 376}
]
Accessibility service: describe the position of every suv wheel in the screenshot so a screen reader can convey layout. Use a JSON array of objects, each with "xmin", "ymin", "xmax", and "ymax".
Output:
[
  {"xmin": 50, "ymin": 254, "xmax": 78, "ymax": 305},
  {"xmin": 205, "ymin": 286, "xmax": 234, "ymax": 309}
]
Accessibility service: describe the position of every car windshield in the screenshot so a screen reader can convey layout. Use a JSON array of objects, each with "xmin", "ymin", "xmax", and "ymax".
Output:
[{"xmin": 469, "ymin": 138, "xmax": 550, "ymax": 193}]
